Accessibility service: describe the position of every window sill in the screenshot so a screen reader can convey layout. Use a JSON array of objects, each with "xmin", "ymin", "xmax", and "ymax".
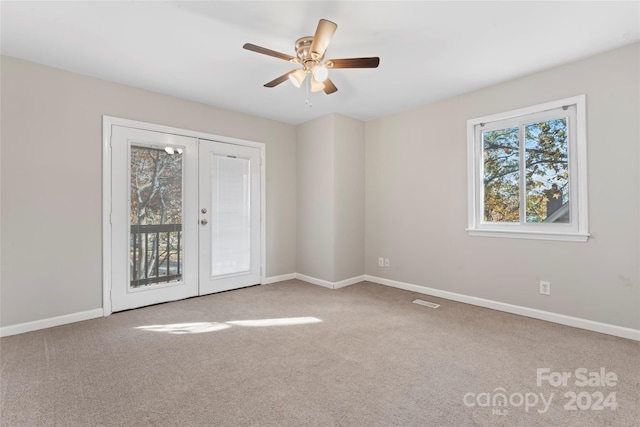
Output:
[{"xmin": 466, "ymin": 228, "xmax": 590, "ymax": 242}]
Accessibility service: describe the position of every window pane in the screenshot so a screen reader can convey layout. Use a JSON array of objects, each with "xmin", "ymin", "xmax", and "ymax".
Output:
[
  {"xmin": 524, "ymin": 118, "xmax": 569, "ymax": 223},
  {"xmin": 130, "ymin": 146, "xmax": 183, "ymax": 288},
  {"xmin": 210, "ymin": 154, "xmax": 251, "ymax": 277},
  {"xmin": 483, "ymin": 127, "xmax": 520, "ymax": 222}
]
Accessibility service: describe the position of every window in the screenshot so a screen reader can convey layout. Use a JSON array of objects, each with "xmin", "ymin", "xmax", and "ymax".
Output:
[{"xmin": 467, "ymin": 95, "xmax": 589, "ymax": 242}]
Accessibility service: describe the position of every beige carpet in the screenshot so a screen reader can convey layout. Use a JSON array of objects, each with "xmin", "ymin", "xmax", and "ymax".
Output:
[{"xmin": 1, "ymin": 280, "xmax": 638, "ymax": 426}]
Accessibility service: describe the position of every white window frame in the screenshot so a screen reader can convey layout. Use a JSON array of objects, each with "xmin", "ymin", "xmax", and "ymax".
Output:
[{"xmin": 466, "ymin": 95, "xmax": 589, "ymax": 242}]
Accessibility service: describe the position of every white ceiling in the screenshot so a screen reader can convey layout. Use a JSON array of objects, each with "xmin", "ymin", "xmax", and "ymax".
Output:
[{"xmin": 2, "ymin": 1, "xmax": 639, "ymax": 125}]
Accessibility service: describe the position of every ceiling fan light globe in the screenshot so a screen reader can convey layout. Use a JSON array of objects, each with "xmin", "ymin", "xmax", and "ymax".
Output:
[
  {"xmin": 288, "ymin": 69, "xmax": 306, "ymax": 88},
  {"xmin": 312, "ymin": 65, "xmax": 329, "ymax": 82},
  {"xmin": 311, "ymin": 78, "xmax": 325, "ymax": 92},
  {"xmin": 288, "ymin": 75, "xmax": 300, "ymax": 88}
]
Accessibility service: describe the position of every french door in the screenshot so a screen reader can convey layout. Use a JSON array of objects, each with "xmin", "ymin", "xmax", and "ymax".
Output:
[
  {"xmin": 199, "ymin": 140, "xmax": 261, "ymax": 294},
  {"xmin": 108, "ymin": 123, "xmax": 262, "ymax": 313}
]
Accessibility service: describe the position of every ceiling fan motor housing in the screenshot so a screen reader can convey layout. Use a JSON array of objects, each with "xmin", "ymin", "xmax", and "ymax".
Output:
[{"xmin": 294, "ymin": 37, "xmax": 323, "ymax": 70}]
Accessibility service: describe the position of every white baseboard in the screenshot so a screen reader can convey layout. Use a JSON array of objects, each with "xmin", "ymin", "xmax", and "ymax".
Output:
[
  {"xmin": 294, "ymin": 273, "xmax": 365, "ymax": 290},
  {"xmin": 364, "ymin": 275, "xmax": 640, "ymax": 342},
  {"xmin": 0, "ymin": 308, "xmax": 104, "ymax": 338},
  {"xmin": 334, "ymin": 275, "xmax": 366, "ymax": 289},
  {"xmin": 263, "ymin": 273, "xmax": 297, "ymax": 285},
  {"xmin": 295, "ymin": 273, "xmax": 334, "ymax": 289}
]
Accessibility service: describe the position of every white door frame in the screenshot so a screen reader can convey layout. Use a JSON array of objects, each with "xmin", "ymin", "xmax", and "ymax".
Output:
[{"xmin": 102, "ymin": 116, "xmax": 266, "ymax": 316}]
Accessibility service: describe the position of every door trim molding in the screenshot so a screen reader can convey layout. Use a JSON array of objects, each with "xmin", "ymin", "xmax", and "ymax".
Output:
[{"xmin": 102, "ymin": 116, "xmax": 266, "ymax": 316}]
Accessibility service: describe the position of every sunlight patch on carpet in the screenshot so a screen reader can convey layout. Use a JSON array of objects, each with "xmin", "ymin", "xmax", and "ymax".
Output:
[
  {"xmin": 226, "ymin": 317, "xmax": 323, "ymax": 327},
  {"xmin": 136, "ymin": 322, "xmax": 231, "ymax": 334},
  {"xmin": 136, "ymin": 317, "xmax": 323, "ymax": 334}
]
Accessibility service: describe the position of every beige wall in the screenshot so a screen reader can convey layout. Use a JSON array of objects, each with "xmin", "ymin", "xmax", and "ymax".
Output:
[
  {"xmin": 365, "ymin": 43, "xmax": 640, "ymax": 329},
  {"xmin": 296, "ymin": 115, "xmax": 335, "ymax": 282},
  {"xmin": 1, "ymin": 56, "xmax": 297, "ymax": 326},
  {"xmin": 334, "ymin": 115, "xmax": 365, "ymax": 282},
  {"xmin": 296, "ymin": 114, "xmax": 365, "ymax": 283}
]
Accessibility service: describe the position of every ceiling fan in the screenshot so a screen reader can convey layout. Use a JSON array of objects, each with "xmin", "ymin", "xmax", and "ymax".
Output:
[{"xmin": 243, "ymin": 19, "xmax": 380, "ymax": 95}]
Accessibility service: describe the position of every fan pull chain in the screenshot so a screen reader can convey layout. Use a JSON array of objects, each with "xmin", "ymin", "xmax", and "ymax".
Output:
[{"xmin": 305, "ymin": 74, "xmax": 312, "ymax": 107}]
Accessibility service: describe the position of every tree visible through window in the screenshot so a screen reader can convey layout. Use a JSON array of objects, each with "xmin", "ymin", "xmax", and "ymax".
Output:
[
  {"xmin": 130, "ymin": 145, "xmax": 184, "ymax": 287},
  {"xmin": 483, "ymin": 126, "xmax": 520, "ymax": 222}
]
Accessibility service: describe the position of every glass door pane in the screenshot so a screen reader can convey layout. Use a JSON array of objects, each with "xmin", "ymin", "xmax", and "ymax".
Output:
[
  {"xmin": 130, "ymin": 145, "xmax": 183, "ymax": 289},
  {"xmin": 210, "ymin": 154, "xmax": 251, "ymax": 277}
]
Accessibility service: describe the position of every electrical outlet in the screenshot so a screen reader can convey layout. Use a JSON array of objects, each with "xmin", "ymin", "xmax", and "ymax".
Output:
[
  {"xmin": 378, "ymin": 257, "xmax": 384, "ymax": 267},
  {"xmin": 384, "ymin": 258, "xmax": 390, "ymax": 267},
  {"xmin": 540, "ymin": 281, "xmax": 551, "ymax": 295}
]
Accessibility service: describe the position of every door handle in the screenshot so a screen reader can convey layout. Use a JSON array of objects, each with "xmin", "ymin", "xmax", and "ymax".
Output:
[{"xmin": 200, "ymin": 219, "xmax": 208, "ymax": 225}]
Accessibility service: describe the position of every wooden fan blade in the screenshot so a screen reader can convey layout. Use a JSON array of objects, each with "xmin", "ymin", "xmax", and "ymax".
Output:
[
  {"xmin": 310, "ymin": 19, "xmax": 337, "ymax": 60},
  {"xmin": 323, "ymin": 78, "xmax": 338, "ymax": 94},
  {"xmin": 243, "ymin": 43, "xmax": 295, "ymax": 62},
  {"xmin": 264, "ymin": 71, "xmax": 295, "ymax": 88},
  {"xmin": 327, "ymin": 57, "xmax": 380, "ymax": 69}
]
